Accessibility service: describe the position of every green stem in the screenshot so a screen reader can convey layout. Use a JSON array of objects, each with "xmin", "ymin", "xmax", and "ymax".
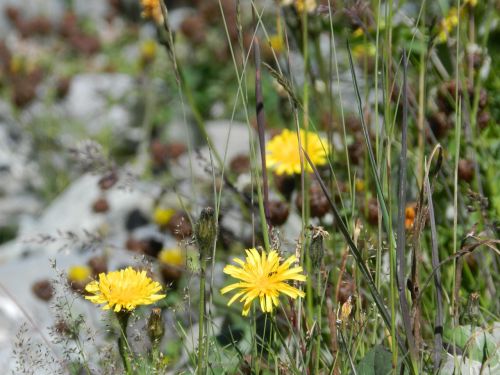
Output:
[
  {"xmin": 117, "ymin": 312, "xmax": 132, "ymax": 374},
  {"xmin": 197, "ymin": 254, "xmax": 207, "ymax": 374}
]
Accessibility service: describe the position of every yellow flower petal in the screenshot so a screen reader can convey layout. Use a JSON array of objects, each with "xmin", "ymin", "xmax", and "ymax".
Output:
[
  {"xmin": 84, "ymin": 267, "xmax": 166, "ymax": 312},
  {"xmin": 266, "ymin": 129, "xmax": 329, "ymax": 176},
  {"xmin": 220, "ymin": 248, "xmax": 306, "ymax": 316}
]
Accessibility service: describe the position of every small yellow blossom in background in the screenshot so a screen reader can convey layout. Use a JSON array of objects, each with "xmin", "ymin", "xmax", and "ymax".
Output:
[
  {"xmin": 140, "ymin": 0, "xmax": 164, "ymax": 25},
  {"xmin": 153, "ymin": 207, "xmax": 175, "ymax": 227},
  {"xmin": 269, "ymin": 34, "xmax": 284, "ymax": 53},
  {"xmin": 355, "ymin": 179, "xmax": 365, "ymax": 193},
  {"xmin": 140, "ymin": 39, "xmax": 157, "ymax": 62},
  {"xmin": 352, "ymin": 27, "xmax": 364, "ymax": 38},
  {"xmin": 158, "ymin": 248, "xmax": 184, "ymax": 267},
  {"xmin": 339, "ymin": 296, "xmax": 353, "ymax": 322},
  {"xmin": 295, "ymin": 0, "xmax": 317, "ymax": 13},
  {"xmin": 266, "ymin": 129, "xmax": 329, "ymax": 175},
  {"xmin": 352, "ymin": 43, "xmax": 377, "ymax": 60},
  {"xmin": 85, "ymin": 267, "xmax": 166, "ymax": 312},
  {"xmin": 437, "ymin": 7, "xmax": 459, "ymax": 43},
  {"xmin": 465, "ymin": 0, "xmax": 477, "ymax": 7},
  {"xmin": 221, "ymin": 248, "xmax": 306, "ymax": 316},
  {"xmin": 405, "ymin": 203, "xmax": 417, "ymax": 230},
  {"xmin": 68, "ymin": 265, "xmax": 92, "ymax": 283}
]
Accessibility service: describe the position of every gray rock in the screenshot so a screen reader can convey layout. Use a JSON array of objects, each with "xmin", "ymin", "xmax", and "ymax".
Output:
[
  {"xmin": 0, "ymin": 0, "xmax": 64, "ymax": 34},
  {"xmin": 0, "ymin": 173, "xmax": 155, "ymax": 263},
  {"xmin": 0, "ymin": 117, "xmax": 43, "ymax": 229}
]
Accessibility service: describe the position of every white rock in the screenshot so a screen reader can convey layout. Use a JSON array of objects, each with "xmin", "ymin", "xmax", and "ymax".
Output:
[{"xmin": 0, "ymin": 173, "xmax": 154, "ymax": 263}]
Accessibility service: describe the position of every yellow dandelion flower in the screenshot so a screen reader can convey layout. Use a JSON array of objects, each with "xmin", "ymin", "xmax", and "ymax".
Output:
[
  {"xmin": 140, "ymin": 0, "xmax": 164, "ymax": 25},
  {"xmin": 266, "ymin": 129, "xmax": 329, "ymax": 176},
  {"xmin": 158, "ymin": 248, "xmax": 184, "ymax": 267},
  {"xmin": 85, "ymin": 267, "xmax": 166, "ymax": 312},
  {"xmin": 154, "ymin": 207, "xmax": 175, "ymax": 227},
  {"xmin": 295, "ymin": 0, "xmax": 317, "ymax": 14},
  {"xmin": 221, "ymin": 248, "xmax": 306, "ymax": 316},
  {"xmin": 68, "ymin": 265, "xmax": 92, "ymax": 283}
]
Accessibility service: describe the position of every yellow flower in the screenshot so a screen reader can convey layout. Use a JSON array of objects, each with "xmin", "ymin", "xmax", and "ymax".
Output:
[
  {"xmin": 352, "ymin": 28, "xmax": 364, "ymax": 38},
  {"xmin": 85, "ymin": 267, "xmax": 166, "ymax": 312},
  {"xmin": 221, "ymin": 248, "xmax": 306, "ymax": 316},
  {"xmin": 68, "ymin": 265, "xmax": 92, "ymax": 283},
  {"xmin": 437, "ymin": 7, "xmax": 459, "ymax": 43},
  {"xmin": 158, "ymin": 248, "xmax": 184, "ymax": 267},
  {"xmin": 154, "ymin": 207, "xmax": 175, "ymax": 227},
  {"xmin": 295, "ymin": 0, "xmax": 317, "ymax": 13},
  {"xmin": 140, "ymin": 0, "xmax": 164, "ymax": 25},
  {"xmin": 269, "ymin": 34, "xmax": 284, "ymax": 53},
  {"xmin": 339, "ymin": 296, "xmax": 353, "ymax": 322},
  {"xmin": 266, "ymin": 129, "xmax": 329, "ymax": 175},
  {"xmin": 141, "ymin": 39, "xmax": 157, "ymax": 62}
]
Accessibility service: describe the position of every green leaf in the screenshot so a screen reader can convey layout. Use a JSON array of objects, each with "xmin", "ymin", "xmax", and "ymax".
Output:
[
  {"xmin": 444, "ymin": 325, "xmax": 500, "ymax": 367},
  {"xmin": 355, "ymin": 345, "xmax": 396, "ymax": 375}
]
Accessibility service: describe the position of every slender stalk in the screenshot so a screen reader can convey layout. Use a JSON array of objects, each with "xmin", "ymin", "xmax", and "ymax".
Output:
[
  {"xmin": 117, "ymin": 312, "xmax": 132, "ymax": 375},
  {"xmin": 397, "ymin": 50, "xmax": 418, "ymax": 370},
  {"xmin": 197, "ymin": 254, "xmax": 206, "ymax": 375}
]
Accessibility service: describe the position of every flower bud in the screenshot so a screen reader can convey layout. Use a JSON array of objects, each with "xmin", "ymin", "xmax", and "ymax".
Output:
[
  {"xmin": 309, "ymin": 226, "xmax": 328, "ymax": 268},
  {"xmin": 147, "ymin": 307, "xmax": 165, "ymax": 344},
  {"xmin": 195, "ymin": 207, "xmax": 217, "ymax": 259}
]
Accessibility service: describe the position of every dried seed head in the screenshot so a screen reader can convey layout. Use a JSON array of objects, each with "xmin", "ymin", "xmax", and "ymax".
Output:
[
  {"xmin": 32, "ymin": 279, "xmax": 54, "ymax": 302},
  {"xmin": 458, "ymin": 159, "xmax": 475, "ymax": 183},
  {"xmin": 87, "ymin": 255, "xmax": 108, "ymax": 276},
  {"xmin": 92, "ymin": 197, "xmax": 110, "ymax": 213},
  {"xmin": 229, "ymin": 154, "xmax": 251, "ymax": 175},
  {"xmin": 167, "ymin": 211, "xmax": 193, "ymax": 240},
  {"xmin": 269, "ymin": 200, "xmax": 289, "ymax": 226}
]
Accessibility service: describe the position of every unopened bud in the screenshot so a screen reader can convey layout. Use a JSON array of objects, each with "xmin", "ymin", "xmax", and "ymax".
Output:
[
  {"xmin": 309, "ymin": 226, "xmax": 328, "ymax": 267},
  {"xmin": 147, "ymin": 308, "xmax": 165, "ymax": 344},
  {"xmin": 195, "ymin": 207, "xmax": 217, "ymax": 259}
]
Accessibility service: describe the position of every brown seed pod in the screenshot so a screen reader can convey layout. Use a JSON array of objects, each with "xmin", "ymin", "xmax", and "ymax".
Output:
[
  {"xmin": 348, "ymin": 140, "xmax": 364, "ymax": 165},
  {"xmin": 274, "ymin": 173, "xmax": 296, "ymax": 200},
  {"xmin": 458, "ymin": 159, "xmax": 475, "ymax": 183},
  {"xmin": 477, "ymin": 110, "xmax": 490, "ymax": 131},
  {"xmin": 427, "ymin": 112, "xmax": 451, "ymax": 139},
  {"xmin": 150, "ymin": 139, "xmax": 168, "ymax": 170},
  {"xmin": 92, "ymin": 197, "xmax": 110, "ymax": 213},
  {"xmin": 125, "ymin": 236, "xmax": 148, "ymax": 253},
  {"xmin": 159, "ymin": 264, "xmax": 183, "ymax": 287},
  {"xmin": 166, "ymin": 142, "xmax": 187, "ymax": 160},
  {"xmin": 87, "ymin": 255, "xmax": 108, "ymax": 276},
  {"xmin": 295, "ymin": 181, "xmax": 330, "ymax": 218},
  {"xmin": 268, "ymin": 200, "xmax": 290, "ymax": 226},
  {"xmin": 229, "ymin": 154, "xmax": 251, "ymax": 175},
  {"xmin": 55, "ymin": 76, "xmax": 71, "ymax": 100},
  {"xmin": 366, "ymin": 197, "xmax": 379, "ymax": 226},
  {"xmin": 32, "ymin": 279, "xmax": 54, "ymax": 301},
  {"xmin": 12, "ymin": 81, "xmax": 37, "ymax": 108},
  {"xmin": 180, "ymin": 15, "xmax": 207, "ymax": 45},
  {"xmin": 70, "ymin": 33, "xmax": 101, "ymax": 55},
  {"xmin": 337, "ymin": 276, "xmax": 356, "ymax": 305},
  {"xmin": 98, "ymin": 170, "xmax": 118, "ymax": 190},
  {"xmin": 167, "ymin": 211, "xmax": 193, "ymax": 240}
]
